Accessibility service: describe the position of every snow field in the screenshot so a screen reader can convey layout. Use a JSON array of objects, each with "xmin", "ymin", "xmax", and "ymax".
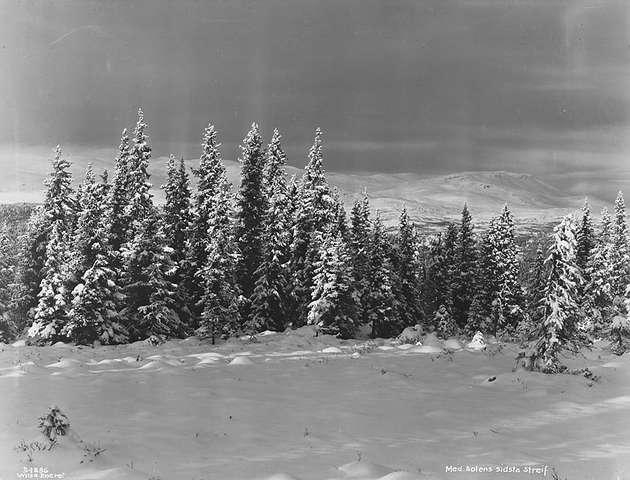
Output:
[{"xmin": 1, "ymin": 332, "xmax": 629, "ymax": 480}]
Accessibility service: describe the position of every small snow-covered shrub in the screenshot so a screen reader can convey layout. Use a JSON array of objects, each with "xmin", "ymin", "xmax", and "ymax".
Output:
[
  {"xmin": 80, "ymin": 441, "xmax": 106, "ymax": 463},
  {"xmin": 145, "ymin": 334, "xmax": 166, "ymax": 346},
  {"xmin": 38, "ymin": 406, "xmax": 70, "ymax": 442},
  {"xmin": 14, "ymin": 439, "xmax": 57, "ymax": 463},
  {"xmin": 395, "ymin": 325, "xmax": 423, "ymax": 344}
]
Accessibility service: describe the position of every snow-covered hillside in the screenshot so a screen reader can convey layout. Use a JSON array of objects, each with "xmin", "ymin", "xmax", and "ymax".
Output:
[
  {"xmin": 0, "ymin": 151, "xmax": 600, "ymax": 227},
  {"xmin": 1, "ymin": 330, "xmax": 628, "ymax": 480}
]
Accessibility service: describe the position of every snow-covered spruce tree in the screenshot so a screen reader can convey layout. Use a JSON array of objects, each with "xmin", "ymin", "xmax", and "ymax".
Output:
[
  {"xmin": 466, "ymin": 205, "xmax": 523, "ymax": 336},
  {"xmin": 330, "ymin": 187, "xmax": 348, "ymax": 239},
  {"xmin": 162, "ymin": 155, "xmax": 192, "ymax": 263},
  {"xmin": 104, "ymin": 129, "xmax": 133, "ymax": 253},
  {"xmin": 466, "ymin": 230, "xmax": 495, "ymax": 335},
  {"xmin": 0, "ymin": 223, "xmax": 17, "ymax": 341},
  {"xmin": 365, "ymin": 213, "xmax": 400, "ymax": 338},
  {"xmin": 120, "ymin": 213, "xmax": 187, "ymax": 340},
  {"xmin": 185, "ymin": 124, "xmax": 226, "ymax": 324},
  {"xmin": 251, "ymin": 129, "xmax": 291, "ymax": 332},
  {"xmin": 98, "ymin": 169, "xmax": 111, "ymax": 201},
  {"xmin": 15, "ymin": 146, "xmax": 76, "ymax": 325},
  {"xmin": 307, "ymin": 228, "xmax": 356, "ymax": 338},
  {"xmin": 64, "ymin": 249, "xmax": 128, "ymax": 345},
  {"xmin": 28, "ymin": 221, "xmax": 71, "ymax": 342},
  {"xmin": 348, "ymin": 191, "xmax": 372, "ymax": 322},
  {"xmin": 452, "ymin": 204, "xmax": 477, "ymax": 327},
  {"xmin": 534, "ymin": 215, "xmax": 585, "ymax": 372},
  {"xmin": 43, "ymin": 145, "xmax": 77, "ymax": 228},
  {"xmin": 67, "ymin": 166, "xmax": 104, "ymax": 288},
  {"xmin": 527, "ymin": 241, "xmax": 547, "ymax": 321},
  {"xmin": 491, "ymin": 205, "xmax": 524, "ymax": 333},
  {"xmin": 161, "ymin": 155, "xmax": 193, "ymax": 325},
  {"xmin": 289, "ymin": 128, "xmax": 335, "ymax": 326},
  {"xmin": 585, "ymin": 208, "xmax": 615, "ymax": 329},
  {"xmin": 63, "ymin": 168, "xmax": 127, "ymax": 344},
  {"xmin": 199, "ymin": 170, "xmax": 242, "ymax": 343},
  {"xmin": 234, "ymin": 123, "xmax": 266, "ymax": 322},
  {"xmin": 391, "ymin": 207, "xmax": 423, "ymax": 327},
  {"xmin": 576, "ymin": 199, "xmax": 595, "ymax": 272},
  {"xmin": 423, "ymin": 223, "xmax": 458, "ymax": 319},
  {"xmin": 610, "ymin": 191, "xmax": 630, "ymax": 299},
  {"xmin": 124, "ymin": 108, "xmax": 157, "ymax": 238}
]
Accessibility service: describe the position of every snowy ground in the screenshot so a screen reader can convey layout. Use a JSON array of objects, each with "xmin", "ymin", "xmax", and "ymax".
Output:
[{"xmin": 0, "ymin": 329, "xmax": 629, "ymax": 480}]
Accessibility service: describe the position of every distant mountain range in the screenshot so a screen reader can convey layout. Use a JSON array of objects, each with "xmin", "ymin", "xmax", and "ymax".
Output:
[{"xmin": 0, "ymin": 154, "xmax": 600, "ymax": 230}]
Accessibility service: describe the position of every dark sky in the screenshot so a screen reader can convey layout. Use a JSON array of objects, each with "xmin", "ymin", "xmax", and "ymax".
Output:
[{"xmin": 1, "ymin": 0, "xmax": 629, "ymax": 197}]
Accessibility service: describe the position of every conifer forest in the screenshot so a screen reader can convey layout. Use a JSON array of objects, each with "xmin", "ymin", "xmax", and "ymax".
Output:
[{"xmin": 2, "ymin": 2, "xmax": 630, "ymax": 478}]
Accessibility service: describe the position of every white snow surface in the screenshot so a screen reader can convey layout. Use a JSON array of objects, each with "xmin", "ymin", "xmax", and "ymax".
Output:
[{"xmin": 0, "ymin": 330, "xmax": 628, "ymax": 480}]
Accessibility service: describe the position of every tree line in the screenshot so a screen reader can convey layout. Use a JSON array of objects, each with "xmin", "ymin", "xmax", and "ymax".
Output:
[{"xmin": 0, "ymin": 109, "xmax": 628, "ymax": 372}]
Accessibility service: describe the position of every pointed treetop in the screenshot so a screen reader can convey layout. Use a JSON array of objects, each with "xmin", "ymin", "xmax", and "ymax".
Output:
[
  {"xmin": 400, "ymin": 205, "xmax": 409, "ymax": 222},
  {"xmin": 461, "ymin": 202, "xmax": 472, "ymax": 219},
  {"xmin": 270, "ymin": 127, "xmax": 282, "ymax": 146},
  {"xmin": 615, "ymin": 191, "xmax": 626, "ymax": 218},
  {"xmin": 266, "ymin": 128, "xmax": 287, "ymax": 168},
  {"xmin": 134, "ymin": 108, "xmax": 146, "ymax": 139},
  {"xmin": 307, "ymin": 127, "xmax": 324, "ymax": 168},
  {"xmin": 202, "ymin": 124, "xmax": 220, "ymax": 154},
  {"xmin": 83, "ymin": 164, "xmax": 96, "ymax": 185},
  {"xmin": 115, "ymin": 129, "xmax": 130, "ymax": 166},
  {"xmin": 601, "ymin": 207, "xmax": 611, "ymax": 226}
]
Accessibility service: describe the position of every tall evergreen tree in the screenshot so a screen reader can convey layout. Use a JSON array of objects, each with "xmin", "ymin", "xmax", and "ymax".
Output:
[
  {"xmin": 234, "ymin": 123, "xmax": 266, "ymax": 311},
  {"xmin": 576, "ymin": 199, "xmax": 595, "ymax": 271},
  {"xmin": 68, "ymin": 166, "xmax": 104, "ymax": 287},
  {"xmin": 467, "ymin": 205, "xmax": 523, "ymax": 335},
  {"xmin": 120, "ymin": 213, "xmax": 186, "ymax": 340},
  {"xmin": 251, "ymin": 129, "xmax": 291, "ymax": 332},
  {"xmin": 28, "ymin": 221, "xmax": 71, "ymax": 342},
  {"xmin": 365, "ymin": 213, "xmax": 400, "ymax": 338},
  {"xmin": 186, "ymin": 124, "xmax": 226, "ymax": 323},
  {"xmin": 466, "ymin": 230, "xmax": 495, "ymax": 334},
  {"xmin": 16, "ymin": 146, "xmax": 75, "ymax": 325},
  {"xmin": 162, "ymin": 155, "xmax": 192, "ymax": 262},
  {"xmin": 527, "ymin": 241, "xmax": 547, "ymax": 320},
  {"xmin": 308, "ymin": 228, "xmax": 356, "ymax": 338},
  {"xmin": 42, "ymin": 145, "xmax": 77, "ymax": 227},
  {"xmin": 124, "ymin": 108, "xmax": 157, "ymax": 237},
  {"xmin": 452, "ymin": 204, "xmax": 477, "ymax": 327},
  {"xmin": 535, "ymin": 215, "xmax": 584, "ymax": 372},
  {"xmin": 289, "ymin": 128, "xmax": 335, "ymax": 325},
  {"xmin": 586, "ymin": 208, "xmax": 615, "ymax": 317},
  {"xmin": 610, "ymin": 191, "xmax": 630, "ymax": 299},
  {"xmin": 161, "ymin": 155, "xmax": 193, "ymax": 324},
  {"xmin": 105, "ymin": 129, "xmax": 133, "ymax": 252},
  {"xmin": 200, "ymin": 170, "xmax": 242, "ymax": 342},
  {"xmin": 0, "ymin": 223, "xmax": 17, "ymax": 341},
  {"xmin": 423, "ymin": 224, "xmax": 458, "ymax": 319},
  {"xmin": 65, "ymin": 249, "xmax": 127, "ymax": 345},
  {"xmin": 392, "ymin": 207, "xmax": 423, "ymax": 327},
  {"xmin": 330, "ymin": 187, "xmax": 348, "ymax": 239},
  {"xmin": 348, "ymin": 191, "xmax": 372, "ymax": 321}
]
